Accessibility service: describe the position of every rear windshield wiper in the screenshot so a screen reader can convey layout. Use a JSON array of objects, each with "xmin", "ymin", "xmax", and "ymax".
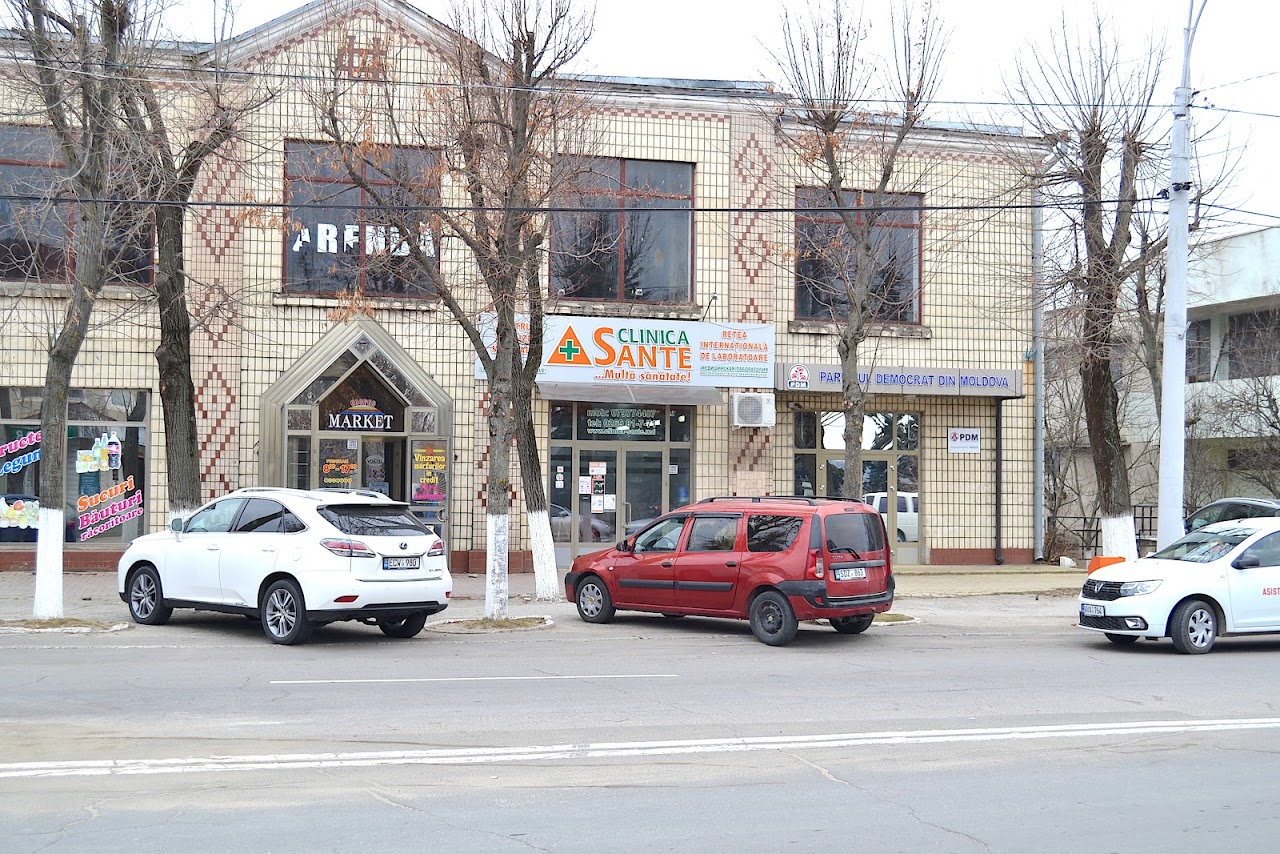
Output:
[{"xmin": 826, "ymin": 541, "xmax": 861, "ymax": 558}]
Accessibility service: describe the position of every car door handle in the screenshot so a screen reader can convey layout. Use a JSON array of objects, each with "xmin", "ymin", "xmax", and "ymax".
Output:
[
  {"xmin": 206, "ymin": 545, "xmax": 221, "ymax": 551},
  {"xmin": 261, "ymin": 547, "xmax": 277, "ymax": 553},
  {"xmin": 725, "ymin": 561, "xmax": 737, "ymax": 567},
  {"xmin": 661, "ymin": 560, "xmax": 674, "ymax": 567}
]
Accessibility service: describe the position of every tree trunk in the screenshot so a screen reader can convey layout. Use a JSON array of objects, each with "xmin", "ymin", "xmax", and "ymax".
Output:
[
  {"xmin": 34, "ymin": 215, "xmax": 108, "ymax": 618},
  {"xmin": 1080, "ymin": 354, "xmax": 1137, "ymax": 560},
  {"xmin": 512, "ymin": 354, "xmax": 559, "ymax": 600},
  {"xmin": 838, "ymin": 327, "xmax": 866, "ymax": 499},
  {"xmin": 152, "ymin": 205, "xmax": 202, "ymax": 520}
]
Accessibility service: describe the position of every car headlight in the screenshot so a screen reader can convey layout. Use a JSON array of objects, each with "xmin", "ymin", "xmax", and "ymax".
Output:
[{"xmin": 1119, "ymin": 580, "xmax": 1161, "ymax": 597}]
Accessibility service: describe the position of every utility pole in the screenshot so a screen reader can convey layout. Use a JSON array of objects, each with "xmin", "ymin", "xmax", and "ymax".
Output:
[{"xmin": 1157, "ymin": 1, "xmax": 1206, "ymax": 549}]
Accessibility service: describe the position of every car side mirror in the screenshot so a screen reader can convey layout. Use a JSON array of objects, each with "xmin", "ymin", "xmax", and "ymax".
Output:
[
  {"xmin": 1234, "ymin": 553, "xmax": 1261, "ymax": 570},
  {"xmin": 169, "ymin": 518, "xmax": 184, "ymax": 533},
  {"xmin": 617, "ymin": 539, "xmax": 631, "ymax": 553}
]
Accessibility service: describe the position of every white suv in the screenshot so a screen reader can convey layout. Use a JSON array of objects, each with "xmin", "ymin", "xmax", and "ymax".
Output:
[{"xmin": 117, "ymin": 487, "xmax": 451, "ymax": 644}]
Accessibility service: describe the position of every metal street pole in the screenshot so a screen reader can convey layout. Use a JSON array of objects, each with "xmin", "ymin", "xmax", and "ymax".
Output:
[{"xmin": 1157, "ymin": 1, "xmax": 1207, "ymax": 548}]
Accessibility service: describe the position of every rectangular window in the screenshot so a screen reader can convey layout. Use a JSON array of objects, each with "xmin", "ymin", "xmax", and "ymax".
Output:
[
  {"xmin": 284, "ymin": 141, "xmax": 440, "ymax": 298},
  {"xmin": 551, "ymin": 157, "xmax": 693, "ymax": 303},
  {"xmin": 1225, "ymin": 310, "xmax": 1280, "ymax": 380},
  {"xmin": 1186, "ymin": 319, "xmax": 1212, "ymax": 383},
  {"xmin": 795, "ymin": 188, "xmax": 921, "ymax": 323},
  {"xmin": 746, "ymin": 515, "xmax": 803, "ymax": 552},
  {"xmin": 0, "ymin": 126, "xmax": 151, "ymax": 286}
]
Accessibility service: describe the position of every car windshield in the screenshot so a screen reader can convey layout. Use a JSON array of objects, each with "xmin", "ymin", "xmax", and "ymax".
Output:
[
  {"xmin": 1151, "ymin": 526, "xmax": 1255, "ymax": 563},
  {"xmin": 318, "ymin": 505, "xmax": 430, "ymax": 537}
]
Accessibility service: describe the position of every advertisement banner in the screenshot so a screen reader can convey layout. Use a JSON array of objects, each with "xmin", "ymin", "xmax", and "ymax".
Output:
[{"xmin": 476, "ymin": 314, "xmax": 774, "ymax": 389}]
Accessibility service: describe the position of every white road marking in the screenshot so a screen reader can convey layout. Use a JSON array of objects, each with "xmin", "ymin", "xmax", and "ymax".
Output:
[
  {"xmin": 269, "ymin": 674, "xmax": 680, "ymax": 685},
  {"xmin": 2, "ymin": 717, "xmax": 1278, "ymax": 779}
]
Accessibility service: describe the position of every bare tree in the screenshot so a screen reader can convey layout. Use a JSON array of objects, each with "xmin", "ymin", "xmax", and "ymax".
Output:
[
  {"xmin": 768, "ymin": 0, "xmax": 945, "ymax": 497},
  {"xmin": 1007, "ymin": 13, "xmax": 1168, "ymax": 560},
  {"xmin": 1, "ymin": 0, "xmax": 138, "ymax": 617},
  {"xmin": 308, "ymin": 0, "xmax": 594, "ymax": 614},
  {"xmin": 117, "ymin": 10, "xmax": 273, "ymax": 521}
]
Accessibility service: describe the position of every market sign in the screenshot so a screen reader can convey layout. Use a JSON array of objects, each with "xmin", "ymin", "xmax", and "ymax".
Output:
[
  {"xmin": 773, "ymin": 362, "xmax": 1023, "ymax": 398},
  {"xmin": 477, "ymin": 315, "xmax": 774, "ymax": 389},
  {"xmin": 325, "ymin": 397, "xmax": 395, "ymax": 431}
]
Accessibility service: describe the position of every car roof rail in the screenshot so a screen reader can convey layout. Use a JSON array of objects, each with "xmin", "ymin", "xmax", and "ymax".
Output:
[
  {"xmin": 697, "ymin": 495, "xmax": 819, "ymax": 506},
  {"xmin": 773, "ymin": 494, "xmax": 872, "ymax": 505},
  {"xmin": 312, "ymin": 488, "xmax": 395, "ymax": 501}
]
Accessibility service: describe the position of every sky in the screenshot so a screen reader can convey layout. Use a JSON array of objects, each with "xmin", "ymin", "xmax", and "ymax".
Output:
[{"xmin": 173, "ymin": 0, "xmax": 1280, "ymax": 232}]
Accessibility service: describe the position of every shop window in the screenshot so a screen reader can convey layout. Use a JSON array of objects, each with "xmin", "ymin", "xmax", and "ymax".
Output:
[
  {"xmin": 795, "ymin": 188, "xmax": 920, "ymax": 323},
  {"xmin": 284, "ymin": 141, "xmax": 441, "ymax": 298},
  {"xmin": 1, "ymin": 389, "xmax": 148, "ymax": 545},
  {"xmin": 0, "ymin": 125, "xmax": 151, "ymax": 286},
  {"xmin": 1226, "ymin": 310, "xmax": 1280, "ymax": 380},
  {"xmin": 550, "ymin": 157, "xmax": 693, "ymax": 303}
]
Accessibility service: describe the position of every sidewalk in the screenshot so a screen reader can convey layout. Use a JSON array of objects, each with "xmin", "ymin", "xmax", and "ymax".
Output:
[{"xmin": 0, "ymin": 564, "xmax": 1087, "ymax": 624}]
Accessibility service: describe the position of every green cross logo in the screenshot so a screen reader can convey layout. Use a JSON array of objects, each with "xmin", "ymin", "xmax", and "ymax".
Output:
[{"xmin": 558, "ymin": 338, "xmax": 582, "ymax": 361}]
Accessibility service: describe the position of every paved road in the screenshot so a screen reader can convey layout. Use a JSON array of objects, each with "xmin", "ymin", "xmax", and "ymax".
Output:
[{"xmin": 3, "ymin": 588, "xmax": 1280, "ymax": 852}]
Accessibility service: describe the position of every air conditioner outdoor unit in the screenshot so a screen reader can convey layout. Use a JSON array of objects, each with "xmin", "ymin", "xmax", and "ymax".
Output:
[{"xmin": 731, "ymin": 392, "xmax": 776, "ymax": 428}]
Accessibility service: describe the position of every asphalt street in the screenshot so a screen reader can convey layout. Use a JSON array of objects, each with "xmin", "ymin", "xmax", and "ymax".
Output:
[{"xmin": 3, "ymin": 569, "xmax": 1280, "ymax": 852}]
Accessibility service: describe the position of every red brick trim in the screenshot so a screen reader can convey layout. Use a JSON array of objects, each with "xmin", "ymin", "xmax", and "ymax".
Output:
[
  {"xmin": 927, "ymin": 548, "xmax": 1035, "ymax": 566},
  {"xmin": 0, "ymin": 548, "xmax": 124, "ymax": 572}
]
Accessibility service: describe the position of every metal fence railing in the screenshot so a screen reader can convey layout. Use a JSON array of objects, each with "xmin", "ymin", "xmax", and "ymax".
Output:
[{"xmin": 1046, "ymin": 504, "xmax": 1159, "ymax": 560}]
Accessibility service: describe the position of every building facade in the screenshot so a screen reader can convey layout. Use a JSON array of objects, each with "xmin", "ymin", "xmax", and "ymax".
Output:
[{"xmin": 0, "ymin": 0, "xmax": 1041, "ymax": 569}]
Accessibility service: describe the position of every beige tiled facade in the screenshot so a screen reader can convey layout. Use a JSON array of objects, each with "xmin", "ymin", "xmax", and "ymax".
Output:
[{"xmin": 0, "ymin": 0, "xmax": 1041, "ymax": 568}]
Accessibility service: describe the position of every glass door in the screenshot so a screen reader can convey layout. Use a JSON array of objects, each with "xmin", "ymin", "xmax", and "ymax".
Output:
[{"xmin": 550, "ymin": 444, "xmax": 683, "ymax": 568}]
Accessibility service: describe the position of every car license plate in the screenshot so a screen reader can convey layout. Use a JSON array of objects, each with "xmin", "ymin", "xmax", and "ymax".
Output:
[
  {"xmin": 834, "ymin": 567, "xmax": 867, "ymax": 581},
  {"xmin": 383, "ymin": 557, "xmax": 421, "ymax": 570},
  {"xmin": 1081, "ymin": 603, "xmax": 1105, "ymax": 617}
]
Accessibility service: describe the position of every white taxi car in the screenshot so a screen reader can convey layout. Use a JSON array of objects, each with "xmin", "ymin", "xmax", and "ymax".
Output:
[
  {"xmin": 118, "ymin": 487, "xmax": 451, "ymax": 644},
  {"xmin": 1079, "ymin": 517, "xmax": 1280, "ymax": 654}
]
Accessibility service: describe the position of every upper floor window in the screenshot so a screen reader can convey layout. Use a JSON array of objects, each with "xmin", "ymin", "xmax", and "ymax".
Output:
[
  {"xmin": 1186, "ymin": 318, "xmax": 1212, "ymax": 383},
  {"xmin": 284, "ymin": 141, "xmax": 440, "ymax": 298},
  {"xmin": 550, "ymin": 157, "xmax": 692, "ymax": 303},
  {"xmin": 0, "ymin": 125, "xmax": 150, "ymax": 286},
  {"xmin": 1226, "ymin": 309, "xmax": 1280, "ymax": 380},
  {"xmin": 795, "ymin": 188, "xmax": 920, "ymax": 323}
]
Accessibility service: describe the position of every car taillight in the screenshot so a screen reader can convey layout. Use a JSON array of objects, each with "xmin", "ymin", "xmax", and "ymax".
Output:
[
  {"xmin": 320, "ymin": 537, "xmax": 377, "ymax": 558},
  {"xmin": 808, "ymin": 548, "xmax": 825, "ymax": 579},
  {"xmin": 427, "ymin": 540, "xmax": 445, "ymax": 558}
]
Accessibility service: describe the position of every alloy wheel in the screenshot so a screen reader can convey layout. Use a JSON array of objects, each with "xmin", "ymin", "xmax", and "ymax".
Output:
[
  {"xmin": 265, "ymin": 588, "xmax": 298, "ymax": 639},
  {"xmin": 1187, "ymin": 607, "xmax": 1215, "ymax": 649},
  {"xmin": 130, "ymin": 574, "xmax": 156, "ymax": 620}
]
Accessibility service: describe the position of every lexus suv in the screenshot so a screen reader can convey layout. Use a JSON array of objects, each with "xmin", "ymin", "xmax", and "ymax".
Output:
[
  {"xmin": 565, "ymin": 496, "xmax": 894, "ymax": 646},
  {"xmin": 118, "ymin": 487, "xmax": 451, "ymax": 644}
]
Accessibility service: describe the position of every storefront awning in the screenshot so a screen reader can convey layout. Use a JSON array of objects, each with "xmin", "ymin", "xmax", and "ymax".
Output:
[{"xmin": 536, "ymin": 381, "xmax": 724, "ymax": 406}]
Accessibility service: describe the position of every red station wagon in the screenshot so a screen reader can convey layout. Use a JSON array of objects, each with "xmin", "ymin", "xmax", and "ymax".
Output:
[{"xmin": 564, "ymin": 496, "xmax": 894, "ymax": 645}]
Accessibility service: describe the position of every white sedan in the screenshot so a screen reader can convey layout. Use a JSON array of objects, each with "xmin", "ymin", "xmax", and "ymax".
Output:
[
  {"xmin": 1079, "ymin": 517, "xmax": 1280, "ymax": 654},
  {"xmin": 118, "ymin": 487, "xmax": 451, "ymax": 644}
]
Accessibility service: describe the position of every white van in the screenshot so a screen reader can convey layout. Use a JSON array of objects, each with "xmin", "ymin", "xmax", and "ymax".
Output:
[{"xmin": 863, "ymin": 492, "xmax": 919, "ymax": 542}]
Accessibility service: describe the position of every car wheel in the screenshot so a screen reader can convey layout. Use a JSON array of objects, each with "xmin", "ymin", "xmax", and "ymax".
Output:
[
  {"xmin": 831, "ymin": 614, "xmax": 874, "ymax": 634},
  {"xmin": 261, "ymin": 579, "xmax": 313, "ymax": 645},
  {"xmin": 1170, "ymin": 598, "xmax": 1217, "ymax": 654},
  {"xmin": 1104, "ymin": 633, "xmax": 1140, "ymax": 646},
  {"xmin": 127, "ymin": 565, "xmax": 173, "ymax": 626},
  {"xmin": 575, "ymin": 575, "xmax": 615, "ymax": 623},
  {"xmin": 749, "ymin": 590, "xmax": 798, "ymax": 646},
  {"xmin": 379, "ymin": 612, "xmax": 428, "ymax": 639}
]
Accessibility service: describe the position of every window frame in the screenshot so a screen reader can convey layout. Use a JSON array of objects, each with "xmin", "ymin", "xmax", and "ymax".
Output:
[
  {"xmin": 550, "ymin": 156, "xmax": 695, "ymax": 304},
  {"xmin": 0, "ymin": 124, "xmax": 153, "ymax": 287},
  {"xmin": 794, "ymin": 187, "xmax": 922, "ymax": 324},
  {"xmin": 283, "ymin": 140, "xmax": 441, "ymax": 300}
]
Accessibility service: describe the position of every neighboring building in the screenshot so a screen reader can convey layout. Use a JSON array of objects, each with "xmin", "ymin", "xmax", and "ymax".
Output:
[{"xmin": 0, "ymin": 0, "xmax": 1042, "ymax": 570}]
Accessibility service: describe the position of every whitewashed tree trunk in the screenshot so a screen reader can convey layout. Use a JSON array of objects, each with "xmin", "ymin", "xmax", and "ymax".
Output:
[
  {"xmin": 526, "ymin": 508, "xmax": 559, "ymax": 600},
  {"xmin": 33, "ymin": 507, "xmax": 64, "ymax": 619},
  {"xmin": 1100, "ymin": 514, "xmax": 1139, "ymax": 562},
  {"xmin": 486, "ymin": 512, "xmax": 509, "ymax": 620}
]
